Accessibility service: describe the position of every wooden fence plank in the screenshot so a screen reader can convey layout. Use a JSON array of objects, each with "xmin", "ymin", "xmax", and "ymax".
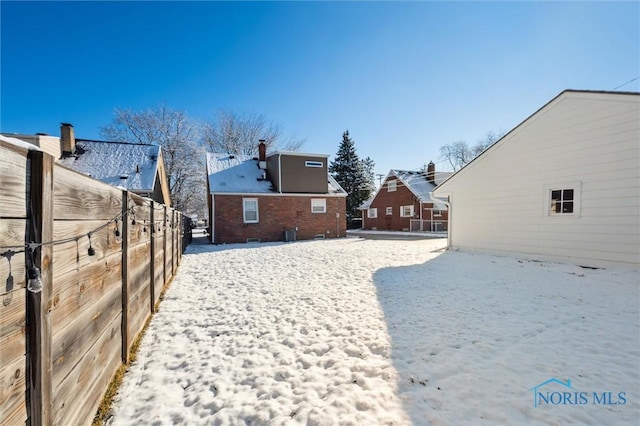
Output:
[
  {"xmin": 51, "ymin": 220, "xmax": 122, "ymax": 279},
  {"xmin": 51, "ymin": 285, "xmax": 121, "ymax": 390},
  {"xmin": 0, "ymin": 219, "xmax": 27, "ymax": 295},
  {"xmin": 53, "ymin": 166, "xmax": 122, "ymax": 220},
  {"xmin": 0, "ymin": 355, "xmax": 27, "ymax": 426},
  {"xmin": 50, "ymin": 250, "xmax": 121, "ymax": 336},
  {"xmin": 0, "ymin": 146, "xmax": 28, "ymax": 218},
  {"xmin": 0, "ymin": 287, "xmax": 26, "ymax": 369},
  {"xmin": 52, "ymin": 314, "xmax": 121, "ymax": 426}
]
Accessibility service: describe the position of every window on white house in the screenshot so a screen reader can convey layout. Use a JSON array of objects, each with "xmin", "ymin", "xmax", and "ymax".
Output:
[
  {"xmin": 305, "ymin": 161, "xmax": 323, "ymax": 168},
  {"xmin": 243, "ymin": 198, "xmax": 259, "ymax": 223},
  {"xmin": 387, "ymin": 180, "xmax": 397, "ymax": 192},
  {"xmin": 550, "ymin": 189, "xmax": 574, "ymax": 215},
  {"xmin": 400, "ymin": 205, "xmax": 414, "ymax": 217},
  {"xmin": 386, "ymin": 207, "xmax": 393, "ymax": 215},
  {"xmin": 311, "ymin": 198, "xmax": 327, "ymax": 213},
  {"xmin": 368, "ymin": 208, "xmax": 378, "ymax": 218}
]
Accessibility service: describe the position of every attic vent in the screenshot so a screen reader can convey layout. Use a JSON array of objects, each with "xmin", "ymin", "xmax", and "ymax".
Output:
[{"xmin": 120, "ymin": 174, "xmax": 128, "ymax": 180}]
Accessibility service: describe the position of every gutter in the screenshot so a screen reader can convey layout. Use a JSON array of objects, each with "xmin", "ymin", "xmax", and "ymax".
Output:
[{"xmin": 429, "ymin": 191, "xmax": 452, "ymax": 249}]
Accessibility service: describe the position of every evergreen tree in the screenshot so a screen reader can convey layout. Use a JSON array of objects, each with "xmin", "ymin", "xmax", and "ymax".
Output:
[{"xmin": 329, "ymin": 131, "xmax": 375, "ymax": 219}]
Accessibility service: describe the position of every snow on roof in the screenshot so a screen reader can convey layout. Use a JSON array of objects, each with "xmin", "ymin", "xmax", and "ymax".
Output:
[
  {"xmin": 327, "ymin": 174, "xmax": 347, "ymax": 195},
  {"xmin": 57, "ymin": 139, "xmax": 160, "ymax": 191},
  {"xmin": 393, "ymin": 170, "xmax": 447, "ymax": 209},
  {"xmin": 207, "ymin": 152, "xmax": 347, "ymax": 195},
  {"xmin": 207, "ymin": 153, "xmax": 274, "ymax": 193},
  {"xmin": 0, "ymin": 134, "xmax": 42, "ymax": 151}
]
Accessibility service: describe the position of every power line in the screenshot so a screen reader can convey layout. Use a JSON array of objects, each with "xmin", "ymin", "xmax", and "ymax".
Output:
[{"xmin": 612, "ymin": 76, "xmax": 639, "ymax": 91}]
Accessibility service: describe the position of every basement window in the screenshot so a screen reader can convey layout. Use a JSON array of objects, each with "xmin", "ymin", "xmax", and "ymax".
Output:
[
  {"xmin": 311, "ymin": 198, "xmax": 327, "ymax": 213},
  {"xmin": 305, "ymin": 161, "xmax": 323, "ymax": 168},
  {"xmin": 243, "ymin": 198, "xmax": 259, "ymax": 223},
  {"xmin": 368, "ymin": 208, "xmax": 377, "ymax": 219}
]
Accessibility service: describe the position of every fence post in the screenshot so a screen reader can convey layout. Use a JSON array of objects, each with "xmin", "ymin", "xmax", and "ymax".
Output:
[
  {"xmin": 149, "ymin": 201, "xmax": 155, "ymax": 312},
  {"xmin": 120, "ymin": 190, "xmax": 130, "ymax": 364},
  {"xmin": 163, "ymin": 205, "xmax": 168, "ymax": 284},
  {"xmin": 26, "ymin": 150, "xmax": 54, "ymax": 426}
]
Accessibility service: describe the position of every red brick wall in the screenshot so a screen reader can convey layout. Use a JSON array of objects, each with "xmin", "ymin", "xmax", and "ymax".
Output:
[
  {"xmin": 212, "ymin": 194, "xmax": 347, "ymax": 243},
  {"xmin": 362, "ymin": 177, "xmax": 448, "ymax": 231}
]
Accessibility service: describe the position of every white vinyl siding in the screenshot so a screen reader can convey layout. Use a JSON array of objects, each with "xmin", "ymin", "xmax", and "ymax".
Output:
[
  {"xmin": 433, "ymin": 92, "xmax": 640, "ymax": 268},
  {"xmin": 243, "ymin": 198, "xmax": 259, "ymax": 223},
  {"xmin": 311, "ymin": 198, "xmax": 326, "ymax": 213},
  {"xmin": 368, "ymin": 208, "xmax": 377, "ymax": 218}
]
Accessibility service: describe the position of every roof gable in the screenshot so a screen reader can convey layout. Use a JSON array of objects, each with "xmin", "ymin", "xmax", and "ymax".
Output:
[{"xmin": 435, "ymin": 89, "xmax": 640, "ymax": 191}]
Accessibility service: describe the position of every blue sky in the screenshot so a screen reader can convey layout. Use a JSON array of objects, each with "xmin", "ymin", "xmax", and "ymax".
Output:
[{"xmin": 2, "ymin": 1, "xmax": 638, "ymax": 177}]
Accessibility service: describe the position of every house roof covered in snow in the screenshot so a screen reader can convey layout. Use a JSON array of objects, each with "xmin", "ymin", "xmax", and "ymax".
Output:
[
  {"xmin": 206, "ymin": 152, "xmax": 346, "ymax": 195},
  {"xmin": 57, "ymin": 139, "xmax": 161, "ymax": 191},
  {"xmin": 359, "ymin": 169, "xmax": 449, "ymax": 210},
  {"xmin": 206, "ymin": 153, "xmax": 274, "ymax": 194}
]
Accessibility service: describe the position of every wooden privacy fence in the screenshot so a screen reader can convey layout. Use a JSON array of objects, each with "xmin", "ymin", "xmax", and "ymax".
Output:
[{"xmin": 0, "ymin": 142, "xmax": 185, "ymax": 426}]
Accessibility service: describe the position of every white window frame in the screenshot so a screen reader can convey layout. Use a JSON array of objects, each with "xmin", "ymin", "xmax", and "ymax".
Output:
[
  {"xmin": 387, "ymin": 180, "xmax": 397, "ymax": 192},
  {"xmin": 400, "ymin": 205, "xmax": 414, "ymax": 217},
  {"xmin": 305, "ymin": 161, "xmax": 323, "ymax": 168},
  {"xmin": 311, "ymin": 198, "xmax": 327, "ymax": 214},
  {"xmin": 544, "ymin": 182, "xmax": 581, "ymax": 217},
  {"xmin": 433, "ymin": 209, "xmax": 442, "ymax": 217},
  {"xmin": 386, "ymin": 207, "xmax": 393, "ymax": 215},
  {"xmin": 243, "ymin": 198, "xmax": 259, "ymax": 223},
  {"xmin": 368, "ymin": 208, "xmax": 378, "ymax": 219}
]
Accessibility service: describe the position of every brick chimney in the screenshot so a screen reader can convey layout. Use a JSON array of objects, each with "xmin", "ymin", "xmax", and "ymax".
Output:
[
  {"xmin": 60, "ymin": 123, "xmax": 76, "ymax": 155},
  {"xmin": 426, "ymin": 161, "xmax": 435, "ymax": 183},
  {"xmin": 258, "ymin": 139, "xmax": 267, "ymax": 169}
]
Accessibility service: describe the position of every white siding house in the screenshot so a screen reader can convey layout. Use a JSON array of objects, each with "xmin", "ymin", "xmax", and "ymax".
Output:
[{"xmin": 433, "ymin": 90, "xmax": 640, "ymax": 268}]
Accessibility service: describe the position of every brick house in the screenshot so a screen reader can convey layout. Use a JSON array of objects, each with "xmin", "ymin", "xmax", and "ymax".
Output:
[
  {"xmin": 206, "ymin": 142, "xmax": 347, "ymax": 243},
  {"xmin": 360, "ymin": 162, "xmax": 451, "ymax": 232}
]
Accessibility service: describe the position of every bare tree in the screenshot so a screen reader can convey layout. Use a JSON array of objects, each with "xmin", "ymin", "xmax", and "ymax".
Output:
[
  {"xmin": 439, "ymin": 130, "xmax": 505, "ymax": 171},
  {"xmin": 471, "ymin": 130, "xmax": 505, "ymax": 157},
  {"xmin": 100, "ymin": 105, "xmax": 206, "ymax": 215},
  {"xmin": 202, "ymin": 109, "xmax": 304, "ymax": 156},
  {"xmin": 439, "ymin": 140, "xmax": 472, "ymax": 171}
]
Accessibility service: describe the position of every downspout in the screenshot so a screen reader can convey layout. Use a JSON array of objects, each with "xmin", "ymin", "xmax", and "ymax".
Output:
[
  {"xmin": 429, "ymin": 191, "xmax": 451, "ymax": 249},
  {"xmin": 278, "ymin": 153, "xmax": 283, "ymax": 193}
]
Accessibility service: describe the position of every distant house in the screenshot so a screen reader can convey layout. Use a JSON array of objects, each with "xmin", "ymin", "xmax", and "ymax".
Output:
[
  {"xmin": 206, "ymin": 142, "xmax": 347, "ymax": 243},
  {"xmin": 360, "ymin": 162, "xmax": 451, "ymax": 232},
  {"xmin": 54, "ymin": 124, "xmax": 171, "ymax": 205},
  {"xmin": 433, "ymin": 90, "xmax": 640, "ymax": 268}
]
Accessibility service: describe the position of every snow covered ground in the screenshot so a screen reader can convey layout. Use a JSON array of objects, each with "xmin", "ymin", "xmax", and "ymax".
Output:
[{"xmin": 106, "ymin": 237, "xmax": 639, "ymax": 425}]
